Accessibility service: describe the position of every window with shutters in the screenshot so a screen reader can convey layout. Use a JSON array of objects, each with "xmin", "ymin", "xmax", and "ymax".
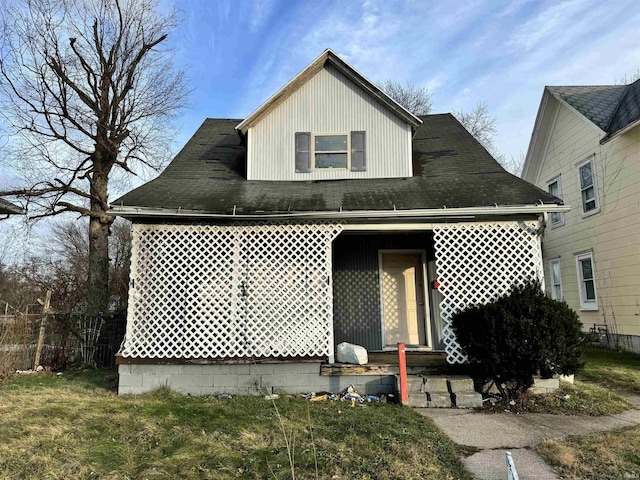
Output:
[
  {"xmin": 295, "ymin": 131, "xmax": 366, "ymax": 173},
  {"xmin": 546, "ymin": 176, "xmax": 564, "ymax": 228},
  {"xmin": 313, "ymin": 133, "xmax": 349, "ymax": 169},
  {"xmin": 575, "ymin": 251, "xmax": 598, "ymax": 310},
  {"xmin": 577, "ymin": 156, "xmax": 600, "ymax": 216}
]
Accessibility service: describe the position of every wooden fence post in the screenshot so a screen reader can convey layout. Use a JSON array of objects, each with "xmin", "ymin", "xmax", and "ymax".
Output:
[{"xmin": 33, "ymin": 290, "xmax": 52, "ymax": 370}]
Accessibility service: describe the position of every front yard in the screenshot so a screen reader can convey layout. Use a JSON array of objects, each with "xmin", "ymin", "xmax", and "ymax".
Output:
[
  {"xmin": 0, "ymin": 370, "xmax": 470, "ymax": 480},
  {"xmin": 536, "ymin": 346, "xmax": 640, "ymax": 480}
]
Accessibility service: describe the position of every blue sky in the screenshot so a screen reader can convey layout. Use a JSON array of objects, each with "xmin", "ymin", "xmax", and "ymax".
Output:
[
  {"xmin": 1, "ymin": 0, "xmax": 640, "ymax": 258},
  {"xmin": 167, "ymin": 0, "xmax": 640, "ymax": 162}
]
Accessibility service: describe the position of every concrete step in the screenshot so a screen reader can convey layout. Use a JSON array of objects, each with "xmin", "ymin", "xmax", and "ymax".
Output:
[
  {"xmin": 396, "ymin": 374, "xmax": 425, "ymax": 393},
  {"xmin": 452, "ymin": 391, "xmax": 483, "ymax": 408},
  {"xmin": 408, "ymin": 392, "xmax": 429, "ymax": 408},
  {"xmin": 427, "ymin": 391, "xmax": 452, "ymax": 408},
  {"xmin": 447, "ymin": 376, "xmax": 475, "ymax": 393}
]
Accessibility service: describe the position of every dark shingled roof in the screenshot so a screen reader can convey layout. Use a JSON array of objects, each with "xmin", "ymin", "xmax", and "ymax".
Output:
[
  {"xmin": 113, "ymin": 114, "xmax": 559, "ymax": 215},
  {"xmin": 548, "ymin": 78, "xmax": 640, "ymax": 138},
  {"xmin": 0, "ymin": 198, "xmax": 23, "ymax": 215}
]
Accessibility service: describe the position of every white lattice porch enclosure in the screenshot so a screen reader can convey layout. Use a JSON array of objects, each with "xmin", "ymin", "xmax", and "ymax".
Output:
[
  {"xmin": 121, "ymin": 223, "xmax": 342, "ymax": 359},
  {"xmin": 433, "ymin": 221, "xmax": 544, "ymax": 364}
]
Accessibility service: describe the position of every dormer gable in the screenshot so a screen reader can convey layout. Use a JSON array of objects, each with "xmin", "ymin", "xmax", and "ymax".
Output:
[{"xmin": 237, "ymin": 49, "xmax": 422, "ymax": 181}]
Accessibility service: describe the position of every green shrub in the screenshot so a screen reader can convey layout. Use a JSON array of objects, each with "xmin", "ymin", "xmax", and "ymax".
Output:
[{"xmin": 451, "ymin": 280, "xmax": 584, "ymax": 402}]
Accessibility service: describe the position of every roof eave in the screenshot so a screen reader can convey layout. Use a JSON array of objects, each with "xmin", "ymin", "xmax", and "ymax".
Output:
[
  {"xmin": 109, "ymin": 203, "xmax": 569, "ymax": 221},
  {"xmin": 600, "ymin": 117, "xmax": 640, "ymax": 144},
  {"xmin": 522, "ymin": 89, "xmax": 551, "ymax": 180}
]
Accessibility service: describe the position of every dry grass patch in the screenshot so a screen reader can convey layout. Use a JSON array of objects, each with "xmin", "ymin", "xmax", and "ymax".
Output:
[
  {"xmin": 0, "ymin": 370, "xmax": 471, "ymax": 479},
  {"xmin": 537, "ymin": 426, "xmax": 640, "ymax": 480},
  {"xmin": 484, "ymin": 381, "xmax": 633, "ymax": 416},
  {"xmin": 580, "ymin": 346, "xmax": 640, "ymax": 394}
]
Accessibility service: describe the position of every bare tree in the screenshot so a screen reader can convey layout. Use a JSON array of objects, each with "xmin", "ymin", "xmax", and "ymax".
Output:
[
  {"xmin": 616, "ymin": 68, "xmax": 640, "ymax": 85},
  {"xmin": 0, "ymin": 0, "xmax": 188, "ymax": 314},
  {"xmin": 455, "ymin": 101, "xmax": 497, "ymax": 153},
  {"xmin": 380, "ymin": 80, "xmax": 432, "ymax": 115}
]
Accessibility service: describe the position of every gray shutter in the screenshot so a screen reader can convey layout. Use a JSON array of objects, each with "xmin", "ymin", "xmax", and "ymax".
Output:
[
  {"xmin": 351, "ymin": 131, "xmax": 366, "ymax": 171},
  {"xmin": 295, "ymin": 132, "xmax": 311, "ymax": 173}
]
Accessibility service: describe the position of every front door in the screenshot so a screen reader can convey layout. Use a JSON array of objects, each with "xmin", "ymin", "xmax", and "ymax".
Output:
[{"xmin": 381, "ymin": 252, "xmax": 427, "ymax": 347}]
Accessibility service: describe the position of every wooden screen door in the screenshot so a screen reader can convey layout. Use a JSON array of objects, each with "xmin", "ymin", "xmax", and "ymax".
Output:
[{"xmin": 380, "ymin": 252, "xmax": 427, "ymax": 347}]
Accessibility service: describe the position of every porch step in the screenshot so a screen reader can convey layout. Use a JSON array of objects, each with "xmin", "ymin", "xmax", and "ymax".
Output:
[{"xmin": 402, "ymin": 374, "xmax": 483, "ymax": 409}]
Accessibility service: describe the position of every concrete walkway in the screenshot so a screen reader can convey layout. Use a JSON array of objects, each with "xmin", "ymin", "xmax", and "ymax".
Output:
[{"xmin": 416, "ymin": 407, "xmax": 640, "ymax": 480}]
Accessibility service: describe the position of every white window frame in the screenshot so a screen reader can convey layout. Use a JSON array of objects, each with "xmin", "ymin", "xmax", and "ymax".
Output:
[
  {"xmin": 575, "ymin": 251, "xmax": 598, "ymax": 310},
  {"xmin": 312, "ymin": 132, "xmax": 350, "ymax": 170},
  {"xmin": 548, "ymin": 258, "xmax": 563, "ymax": 301},
  {"xmin": 546, "ymin": 175, "xmax": 565, "ymax": 228},
  {"xmin": 577, "ymin": 155, "xmax": 600, "ymax": 217}
]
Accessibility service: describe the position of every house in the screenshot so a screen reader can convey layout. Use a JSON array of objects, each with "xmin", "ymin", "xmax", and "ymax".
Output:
[
  {"xmin": 111, "ymin": 50, "xmax": 565, "ymax": 395},
  {"xmin": 523, "ymin": 78, "xmax": 640, "ymax": 353},
  {"xmin": 0, "ymin": 198, "xmax": 24, "ymax": 217}
]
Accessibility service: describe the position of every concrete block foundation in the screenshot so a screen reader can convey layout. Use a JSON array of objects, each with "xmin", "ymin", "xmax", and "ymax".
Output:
[{"xmin": 118, "ymin": 363, "xmax": 396, "ymax": 396}]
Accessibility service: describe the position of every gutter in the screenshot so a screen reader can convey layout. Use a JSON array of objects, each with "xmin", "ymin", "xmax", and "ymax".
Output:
[{"xmin": 109, "ymin": 204, "xmax": 570, "ymax": 221}]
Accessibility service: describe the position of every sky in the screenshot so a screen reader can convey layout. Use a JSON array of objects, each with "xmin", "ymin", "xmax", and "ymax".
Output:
[
  {"xmin": 1, "ymin": 0, "xmax": 640, "ymax": 259},
  {"xmin": 166, "ymin": 0, "xmax": 640, "ymax": 164}
]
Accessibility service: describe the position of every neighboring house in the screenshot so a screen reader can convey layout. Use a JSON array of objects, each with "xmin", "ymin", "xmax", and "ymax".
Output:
[
  {"xmin": 111, "ymin": 49, "xmax": 564, "ymax": 395},
  {"xmin": 523, "ymin": 78, "xmax": 640, "ymax": 353},
  {"xmin": 0, "ymin": 198, "xmax": 24, "ymax": 217}
]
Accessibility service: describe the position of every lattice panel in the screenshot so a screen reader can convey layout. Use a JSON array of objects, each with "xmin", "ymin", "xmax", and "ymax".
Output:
[
  {"xmin": 120, "ymin": 223, "xmax": 342, "ymax": 359},
  {"xmin": 433, "ymin": 221, "xmax": 544, "ymax": 364}
]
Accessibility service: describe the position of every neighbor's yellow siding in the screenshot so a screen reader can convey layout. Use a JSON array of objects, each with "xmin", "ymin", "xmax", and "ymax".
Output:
[{"xmin": 536, "ymin": 100, "xmax": 640, "ymax": 336}]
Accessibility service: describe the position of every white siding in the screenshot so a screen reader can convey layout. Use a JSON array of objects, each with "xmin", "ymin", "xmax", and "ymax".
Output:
[
  {"xmin": 536, "ymin": 101, "xmax": 640, "ymax": 336},
  {"xmin": 247, "ymin": 65, "xmax": 413, "ymax": 181}
]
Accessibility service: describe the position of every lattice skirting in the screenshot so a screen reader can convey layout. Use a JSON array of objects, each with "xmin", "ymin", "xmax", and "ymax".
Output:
[
  {"xmin": 433, "ymin": 221, "xmax": 544, "ymax": 364},
  {"xmin": 120, "ymin": 223, "xmax": 342, "ymax": 359}
]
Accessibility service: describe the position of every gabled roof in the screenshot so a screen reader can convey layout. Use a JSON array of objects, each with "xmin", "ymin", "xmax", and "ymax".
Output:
[
  {"xmin": 547, "ymin": 77, "xmax": 640, "ymax": 140},
  {"xmin": 0, "ymin": 198, "xmax": 23, "ymax": 215},
  {"xmin": 111, "ymin": 114, "xmax": 561, "ymax": 217},
  {"xmin": 235, "ymin": 49, "xmax": 422, "ymax": 134}
]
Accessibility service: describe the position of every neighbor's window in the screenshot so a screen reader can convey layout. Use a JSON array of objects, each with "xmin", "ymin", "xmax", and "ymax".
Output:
[
  {"xmin": 578, "ymin": 156, "xmax": 599, "ymax": 215},
  {"xmin": 575, "ymin": 251, "xmax": 598, "ymax": 310},
  {"xmin": 549, "ymin": 258, "xmax": 563, "ymax": 300},
  {"xmin": 314, "ymin": 134, "xmax": 348, "ymax": 169},
  {"xmin": 547, "ymin": 176, "xmax": 564, "ymax": 227}
]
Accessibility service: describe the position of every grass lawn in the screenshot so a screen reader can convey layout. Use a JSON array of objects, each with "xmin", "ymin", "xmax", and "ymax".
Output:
[
  {"xmin": 536, "ymin": 346, "xmax": 640, "ymax": 480},
  {"xmin": 579, "ymin": 346, "xmax": 640, "ymax": 393},
  {"xmin": 0, "ymin": 369, "xmax": 471, "ymax": 480},
  {"xmin": 489, "ymin": 380, "xmax": 633, "ymax": 416},
  {"xmin": 536, "ymin": 426, "xmax": 640, "ymax": 480}
]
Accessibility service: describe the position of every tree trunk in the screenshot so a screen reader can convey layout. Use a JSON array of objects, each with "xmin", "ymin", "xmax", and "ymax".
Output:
[
  {"xmin": 87, "ymin": 216, "xmax": 110, "ymax": 315},
  {"xmin": 86, "ymin": 167, "xmax": 113, "ymax": 315}
]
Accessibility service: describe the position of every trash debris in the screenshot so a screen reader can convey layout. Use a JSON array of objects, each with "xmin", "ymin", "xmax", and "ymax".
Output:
[
  {"xmin": 302, "ymin": 384, "xmax": 385, "ymax": 404},
  {"xmin": 509, "ymin": 400, "xmax": 516, "ymax": 406},
  {"xmin": 56, "ymin": 372, "xmax": 63, "ymax": 376},
  {"xmin": 36, "ymin": 365, "xmax": 44, "ymax": 373},
  {"xmin": 264, "ymin": 394, "xmax": 279, "ymax": 400},
  {"xmin": 217, "ymin": 393, "xmax": 232, "ymax": 399}
]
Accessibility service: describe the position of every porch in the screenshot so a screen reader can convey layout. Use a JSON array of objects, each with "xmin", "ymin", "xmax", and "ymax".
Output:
[{"xmin": 119, "ymin": 220, "xmax": 544, "ymax": 373}]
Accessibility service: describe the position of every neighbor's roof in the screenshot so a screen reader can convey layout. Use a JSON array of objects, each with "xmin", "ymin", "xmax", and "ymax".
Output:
[
  {"xmin": 236, "ymin": 49, "xmax": 422, "ymax": 134},
  {"xmin": 112, "ymin": 114, "xmax": 560, "ymax": 216},
  {"xmin": 0, "ymin": 198, "xmax": 23, "ymax": 215},
  {"xmin": 547, "ymin": 77, "xmax": 640, "ymax": 139}
]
